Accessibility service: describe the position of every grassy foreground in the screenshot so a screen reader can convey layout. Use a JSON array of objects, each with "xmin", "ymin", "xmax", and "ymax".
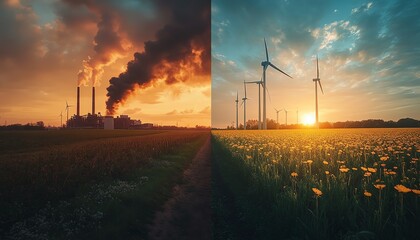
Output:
[
  {"xmin": 0, "ymin": 130, "xmax": 209, "ymax": 239},
  {"xmin": 212, "ymin": 129, "xmax": 420, "ymax": 240}
]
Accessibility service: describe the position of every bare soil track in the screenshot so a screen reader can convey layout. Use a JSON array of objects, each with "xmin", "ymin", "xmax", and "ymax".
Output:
[{"xmin": 148, "ymin": 135, "xmax": 211, "ymax": 240}]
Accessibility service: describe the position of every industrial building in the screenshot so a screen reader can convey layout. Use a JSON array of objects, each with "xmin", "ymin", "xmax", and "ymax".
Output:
[{"xmin": 66, "ymin": 86, "xmax": 148, "ymax": 129}]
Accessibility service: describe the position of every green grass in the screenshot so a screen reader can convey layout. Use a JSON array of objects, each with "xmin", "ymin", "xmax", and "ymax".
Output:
[
  {"xmin": 0, "ymin": 130, "xmax": 209, "ymax": 239},
  {"xmin": 0, "ymin": 129, "xmax": 164, "ymax": 155},
  {"xmin": 211, "ymin": 129, "xmax": 420, "ymax": 240}
]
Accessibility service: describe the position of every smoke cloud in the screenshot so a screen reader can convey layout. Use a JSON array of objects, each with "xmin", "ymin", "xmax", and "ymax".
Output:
[
  {"xmin": 76, "ymin": 7, "xmax": 128, "ymax": 86},
  {"xmin": 105, "ymin": 0, "xmax": 210, "ymax": 115}
]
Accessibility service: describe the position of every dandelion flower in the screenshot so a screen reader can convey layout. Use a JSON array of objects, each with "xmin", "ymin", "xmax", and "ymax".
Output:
[
  {"xmin": 361, "ymin": 167, "xmax": 368, "ymax": 171},
  {"xmin": 374, "ymin": 184, "xmax": 386, "ymax": 190},
  {"xmin": 364, "ymin": 172, "xmax": 372, "ymax": 177},
  {"xmin": 380, "ymin": 156, "xmax": 389, "ymax": 161},
  {"xmin": 307, "ymin": 160, "xmax": 313, "ymax": 164},
  {"xmin": 291, "ymin": 172, "xmax": 298, "ymax": 177},
  {"xmin": 312, "ymin": 188, "xmax": 322, "ymax": 196},
  {"xmin": 339, "ymin": 167, "xmax": 350, "ymax": 173},
  {"xmin": 325, "ymin": 171, "xmax": 330, "ymax": 175},
  {"xmin": 352, "ymin": 167, "xmax": 358, "ymax": 171},
  {"xmin": 364, "ymin": 191, "xmax": 372, "ymax": 197},
  {"xmin": 323, "ymin": 161, "xmax": 329, "ymax": 165},
  {"xmin": 394, "ymin": 184, "xmax": 411, "ymax": 193},
  {"xmin": 368, "ymin": 167, "xmax": 377, "ymax": 173}
]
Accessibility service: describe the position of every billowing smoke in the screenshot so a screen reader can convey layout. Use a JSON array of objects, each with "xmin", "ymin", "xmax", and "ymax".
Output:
[
  {"xmin": 105, "ymin": 0, "xmax": 210, "ymax": 115},
  {"xmin": 74, "ymin": 2, "xmax": 128, "ymax": 86}
]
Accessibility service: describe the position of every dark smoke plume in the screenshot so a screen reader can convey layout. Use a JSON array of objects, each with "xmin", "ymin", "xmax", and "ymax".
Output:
[{"xmin": 105, "ymin": 0, "xmax": 210, "ymax": 115}]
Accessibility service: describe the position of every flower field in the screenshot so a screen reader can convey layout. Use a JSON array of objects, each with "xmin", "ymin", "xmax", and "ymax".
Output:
[
  {"xmin": 212, "ymin": 128, "xmax": 419, "ymax": 239},
  {"xmin": 0, "ymin": 130, "xmax": 209, "ymax": 239}
]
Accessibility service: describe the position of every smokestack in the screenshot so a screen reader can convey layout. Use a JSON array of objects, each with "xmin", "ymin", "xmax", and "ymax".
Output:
[
  {"xmin": 92, "ymin": 87, "xmax": 95, "ymax": 115},
  {"xmin": 77, "ymin": 87, "xmax": 80, "ymax": 116}
]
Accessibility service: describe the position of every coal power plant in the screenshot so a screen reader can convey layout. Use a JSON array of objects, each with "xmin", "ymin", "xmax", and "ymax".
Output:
[{"xmin": 66, "ymin": 86, "xmax": 145, "ymax": 129}]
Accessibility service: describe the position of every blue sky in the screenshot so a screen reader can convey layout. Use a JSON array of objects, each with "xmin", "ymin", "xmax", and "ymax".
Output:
[{"xmin": 211, "ymin": 0, "xmax": 420, "ymax": 128}]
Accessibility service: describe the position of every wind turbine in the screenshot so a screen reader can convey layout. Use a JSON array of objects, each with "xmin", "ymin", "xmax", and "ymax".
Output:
[
  {"xmin": 245, "ymin": 77, "xmax": 263, "ymax": 129},
  {"xmin": 235, "ymin": 91, "xmax": 239, "ymax": 130},
  {"xmin": 240, "ymin": 81, "xmax": 249, "ymax": 130},
  {"xmin": 313, "ymin": 55, "xmax": 324, "ymax": 128},
  {"xmin": 274, "ymin": 108, "xmax": 282, "ymax": 128},
  {"xmin": 65, "ymin": 101, "xmax": 72, "ymax": 128},
  {"xmin": 284, "ymin": 109, "xmax": 288, "ymax": 126},
  {"xmin": 261, "ymin": 38, "xmax": 292, "ymax": 130}
]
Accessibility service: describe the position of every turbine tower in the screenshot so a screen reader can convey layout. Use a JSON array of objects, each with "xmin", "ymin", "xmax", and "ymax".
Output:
[
  {"xmin": 235, "ymin": 91, "xmax": 239, "ymax": 130},
  {"xmin": 65, "ymin": 101, "xmax": 72, "ymax": 128},
  {"xmin": 313, "ymin": 55, "xmax": 324, "ymax": 128},
  {"xmin": 261, "ymin": 38, "xmax": 292, "ymax": 130},
  {"xmin": 274, "ymin": 108, "xmax": 282, "ymax": 129},
  {"xmin": 245, "ymin": 78, "xmax": 263, "ymax": 129},
  {"xmin": 284, "ymin": 109, "xmax": 288, "ymax": 126},
  {"xmin": 241, "ymin": 81, "xmax": 249, "ymax": 130}
]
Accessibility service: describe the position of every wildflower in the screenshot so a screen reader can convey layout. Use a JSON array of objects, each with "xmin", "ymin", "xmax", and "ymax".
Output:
[
  {"xmin": 412, "ymin": 189, "xmax": 420, "ymax": 195},
  {"xmin": 380, "ymin": 156, "xmax": 389, "ymax": 161},
  {"xmin": 291, "ymin": 172, "xmax": 298, "ymax": 177},
  {"xmin": 374, "ymin": 184, "xmax": 386, "ymax": 190},
  {"xmin": 394, "ymin": 184, "xmax": 411, "ymax": 193},
  {"xmin": 323, "ymin": 161, "xmax": 328, "ymax": 165},
  {"xmin": 312, "ymin": 188, "xmax": 323, "ymax": 197},
  {"xmin": 339, "ymin": 167, "xmax": 349, "ymax": 173},
  {"xmin": 307, "ymin": 160, "xmax": 313, "ymax": 164},
  {"xmin": 368, "ymin": 167, "xmax": 377, "ymax": 173},
  {"xmin": 364, "ymin": 191, "xmax": 372, "ymax": 197},
  {"xmin": 352, "ymin": 167, "xmax": 357, "ymax": 171},
  {"xmin": 325, "ymin": 171, "xmax": 330, "ymax": 175},
  {"xmin": 364, "ymin": 172, "xmax": 372, "ymax": 177},
  {"xmin": 361, "ymin": 167, "xmax": 368, "ymax": 171}
]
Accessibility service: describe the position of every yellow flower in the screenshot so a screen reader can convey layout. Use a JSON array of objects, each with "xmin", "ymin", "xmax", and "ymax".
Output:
[
  {"xmin": 412, "ymin": 189, "xmax": 420, "ymax": 195},
  {"xmin": 325, "ymin": 171, "xmax": 330, "ymax": 175},
  {"xmin": 380, "ymin": 156, "xmax": 389, "ymax": 161},
  {"xmin": 394, "ymin": 184, "xmax": 411, "ymax": 193},
  {"xmin": 368, "ymin": 167, "xmax": 377, "ymax": 173},
  {"xmin": 364, "ymin": 191, "xmax": 372, "ymax": 197},
  {"xmin": 291, "ymin": 172, "xmax": 298, "ymax": 177},
  {"xmin": 312, "ymin": 188, "xmax": 322, "ymax": 196},
  {"xmin": 352, "ymin": 167, "xmax": 358, "ymax": 171},
  {"xmin": 374, "ymin": 184, "xmax": 386, "ymax": 190},
  {"xmin": 323, "ymin": 161, "xmax": 329, "ymax": 165},
  {"xmin": 364, "ymin": 172, "xmax": 372, "ymax": 177},
  {"xmin": 361, "ymin": 167, "xmax": 368, "ymax": 171},
  {"xmin": 339, "ymin": 167, "xmax": 349, "ymax": 173},
  {"xmin": 307, "ymin": 160, "xmax": 313, "ymax": 164}
]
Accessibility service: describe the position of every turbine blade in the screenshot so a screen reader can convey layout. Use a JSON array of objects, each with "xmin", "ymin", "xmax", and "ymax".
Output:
[
  {"xmin": 269, "ymin": 63, "xmax": 293, "ymax": 79},
  {"xmin": 240, "ymin": 100, "xmax": 244, "ymax": 107},
  {"xmin": 244, "ymin": 81, "xmax": 247, "ymax": 97},
  {"xmin": 316, "ymin": 54, "xmax": 319, "ymax": 79},
  {"xmin": 264, "ymin": 38, "xmax": 269, "ymax": 61},
  {"xmin": 318, "ymin": 80, "xmax": 324, "ymax": 94}
]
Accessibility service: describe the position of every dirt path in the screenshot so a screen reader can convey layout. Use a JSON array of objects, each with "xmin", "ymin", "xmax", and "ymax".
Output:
[{"xmin": 148, "ymin": 135, "xmax": 212, "ymax": 240}]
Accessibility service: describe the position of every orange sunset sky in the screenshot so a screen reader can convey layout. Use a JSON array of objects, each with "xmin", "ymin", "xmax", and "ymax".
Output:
[{"xmin": 0, "ymin": 0, "xmax": 210, "ymax": 127}]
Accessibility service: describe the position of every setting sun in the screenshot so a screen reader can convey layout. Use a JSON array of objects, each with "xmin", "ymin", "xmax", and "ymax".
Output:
[{"xmin": 302, "ymin": 114, "xmax": 315, "ymax": 125}]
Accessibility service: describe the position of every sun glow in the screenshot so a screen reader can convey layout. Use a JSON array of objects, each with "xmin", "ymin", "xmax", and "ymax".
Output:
[{"xmin": 302, "ymin": 114, "xmax": 315, "ymax": 125}]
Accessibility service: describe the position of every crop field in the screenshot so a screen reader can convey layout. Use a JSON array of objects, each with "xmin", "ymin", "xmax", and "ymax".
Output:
[
  {"xmin": 212, "ymin": 128, "xmax": 419, "ymax": 240},
  {"xmin": 0, "ymin": 129, "xmax": 209, "ymax": 239}
]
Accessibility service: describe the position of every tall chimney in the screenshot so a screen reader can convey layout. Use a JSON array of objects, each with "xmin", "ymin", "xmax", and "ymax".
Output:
[
  {"xmin": 77, "ymin": 86, "xmax": 80, "ymax": 116},
  {"xmin": 92, "ymin": 86, "xmax": 95, "ymax": 115}
]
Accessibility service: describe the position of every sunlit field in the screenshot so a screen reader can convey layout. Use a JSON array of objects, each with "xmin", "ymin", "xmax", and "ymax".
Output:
[
  {"xmin": 0, "ymin": 130, "xmax": 209, "ymax": 239},
  {"xmin": 212, "ymin": 128, "xmax": 419, "ymax": 239}
]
